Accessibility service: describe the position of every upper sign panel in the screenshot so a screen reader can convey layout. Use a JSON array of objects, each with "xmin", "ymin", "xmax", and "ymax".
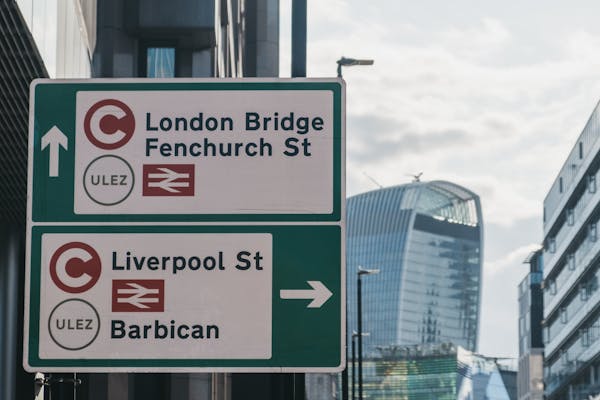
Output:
[{"xmin": 29, "ymin": 80, "xmax": 344, "ymax": 222}]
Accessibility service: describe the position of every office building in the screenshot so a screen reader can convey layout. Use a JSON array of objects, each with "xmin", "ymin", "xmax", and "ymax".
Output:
[
  {"xmin": 92, "ymin": 0, "xmax": 277, "ymax": 78},
  {"xmin": 0, "ymin": 2, "xmax": 88, "ymax": 398},
  {"xmin": 0, "ymin": 0, "xmax": 278, "ymax": 399},
  {"xmin": 347, "ymin": 181, "xmax": 483, "ymax": 353},
  {"xmin": 363, "ymin": 343, "xmax": 516, "ymax": 400},
  {"xmin": 542, "ymin": 101, "xmax": 600, "ymax": 399},
  {"xmin": 517, "ymin": 249, "xmax": 544, "ymax": 400},
  {"xmin": 345, "ymin": 180, "xmax": 483, "ymax": 398}
]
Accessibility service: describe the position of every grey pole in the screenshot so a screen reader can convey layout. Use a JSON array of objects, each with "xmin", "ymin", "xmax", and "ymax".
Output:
[
  {"xmin": 351, "ymin": 335, "xmax": 356, "ymax": 400},
  {"xmin": 342, "ymin": 318, "xmax": 348, "ymax": 400},
  {"xmin": 291, "ymin": 2, "xmax": 307, "ymax": 396},
  {"xmin": 357, "ymin": 275, "xmax": 363, "ymax": 400},
  {"xmin": 291, "ymin": 0, "xmax": 306, "ymax": 77},
  {"xmin": 356, "ymin": 267, "xmax": 378, "ymax": 400}
]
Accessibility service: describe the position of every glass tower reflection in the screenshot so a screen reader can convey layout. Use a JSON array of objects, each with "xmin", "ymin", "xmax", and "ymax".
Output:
[{"xmin": 347, "ymin": 180, "xmax": 483, "ymax": 361}]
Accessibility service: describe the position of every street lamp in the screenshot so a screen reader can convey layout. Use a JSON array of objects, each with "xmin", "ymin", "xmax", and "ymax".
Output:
[
  {"xmin": 357, "ymin": 266, "xmax": 379, "ymax": 400},
  {"xmin": 336, "ymin": 57, "xmax": 374, "ymax": 78},
  {"xmin": 339, "ymin": 56, "xmax": 374, "ymax": 400},
  {"xmin": 351, "ymin": 331, "xmax": 369, "ymax": 400}
]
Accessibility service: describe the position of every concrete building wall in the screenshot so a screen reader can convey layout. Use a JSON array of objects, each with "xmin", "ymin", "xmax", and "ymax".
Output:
[{"xmin": 542, "ymin": 101, "xmax": 600, "ymax": 399}]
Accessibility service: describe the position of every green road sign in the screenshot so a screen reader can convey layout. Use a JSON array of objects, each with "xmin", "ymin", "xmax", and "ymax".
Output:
[
  {"xmin": 24, "ymin": 79, "xmax": 345, "ymax": 372},
  {"xmin": 29, "ymin": 80, "xmax": 343, "ymax": 222}
]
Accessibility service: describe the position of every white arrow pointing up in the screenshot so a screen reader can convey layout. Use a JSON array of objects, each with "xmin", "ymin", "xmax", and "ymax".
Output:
[
  {"xmin": 280, "ymin": 281, "xmax": 333, "ymax": 308},
  {"xmin": 41, "ymin": 126, "xmax": 68, "ymax": 177}
]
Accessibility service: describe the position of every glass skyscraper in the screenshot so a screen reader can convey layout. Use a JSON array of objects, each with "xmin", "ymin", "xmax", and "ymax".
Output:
[
  {"xmin": 347, "ymin": 180, "xmax": 483, "ymax": 358},
  {"xmin": 345, "ymin": 180, "xmax": 483, "ymax": 400},
  {"xmin": 362, "ymin": 343, "xmax": 516, "ymax": 400}
]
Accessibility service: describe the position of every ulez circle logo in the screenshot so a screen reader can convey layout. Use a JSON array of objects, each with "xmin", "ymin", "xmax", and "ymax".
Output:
[
  {"xmin": 48, "ymin": 299, "xmax": 100, "ymax": 350},
  {"xmin": 83, "ymin": 155, "xmax": 135, "ymax": 206},
  {"xmin": 84, "ymin": 99, "xmax": 135, "ymax": 150}
]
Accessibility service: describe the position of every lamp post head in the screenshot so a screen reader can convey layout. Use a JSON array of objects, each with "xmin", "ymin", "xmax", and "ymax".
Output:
[
  {"xmin": 337, "ymin": 57, "xmax": 374, "ymax": 67},
  {"xmin": 336, "ymin": 56, "xmax": 374, "ymax": 77},
  {"xmin": 358, "ymin": 266, "xmax": 380, "ymax": 276}
]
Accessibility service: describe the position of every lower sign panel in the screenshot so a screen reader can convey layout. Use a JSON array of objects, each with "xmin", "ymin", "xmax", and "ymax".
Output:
[
  {"xmin": 39, "ymin": 233, "xmax": 272, "ymax": 360},
  {"xmin": 24, "ymin": 225, "xmax": 343, "ymax": 372}
]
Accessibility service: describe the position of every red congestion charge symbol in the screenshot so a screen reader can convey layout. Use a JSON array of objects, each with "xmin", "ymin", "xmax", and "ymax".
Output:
[
  {"xmin": 84, "ymin": 99, "xmax": 135, "ymax": 150},
  {"xmin": 50, "ymin": 242, "xmax": 102, "ymax": 293}
]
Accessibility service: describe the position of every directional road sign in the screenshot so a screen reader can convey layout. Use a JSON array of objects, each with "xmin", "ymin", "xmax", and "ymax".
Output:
[
  {"xmin": 24, "ymin": 79, "xmax": 345, "ymax": 372},
  {"xmin": 29, "ymin": 80, "xmax": 343, "ymax": 222}
]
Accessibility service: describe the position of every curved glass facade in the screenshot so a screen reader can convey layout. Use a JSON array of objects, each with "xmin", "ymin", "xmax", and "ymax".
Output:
[
  {"xmin": 347, "ymin": 181, "xmax": 483, "ymax": 360},
  {"xmin": 361, "ymin": 344, "xmax": 515, "ymax": 400}
]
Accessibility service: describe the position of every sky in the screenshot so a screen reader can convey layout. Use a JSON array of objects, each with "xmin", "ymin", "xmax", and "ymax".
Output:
[{"xmin": 280, "ymin": 0, "xmax": 600, "ymax": 357}]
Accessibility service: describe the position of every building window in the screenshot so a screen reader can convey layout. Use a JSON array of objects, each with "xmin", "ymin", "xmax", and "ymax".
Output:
[
  {"xmin": 582, "ymin": 328, "xmax": 590, "ymax": 347},
  {"xmin": 567, "ymin": 208, "xmax": 574, "ymax": 226},
  {"xmin": 559, "ymin": 177, "xmax": 563, "ymax": 193},
  {"xmin": 561, "ymin": 350, "xmax": 569, "ymax": 365},
  {"xmin": 581, "ymin": 284, "xmax": 589, "ymax": 301},
  {"xmin": 567, "ymin": 253, "xmax": 576, "ymax": 270},
  {"xmin": 580, "ymin": 142, "xmax": 584, "ymax": 159},
  {"xmin": 590, "ymin": 223, "xmax": 598, "ymax": 242},
  {"xmin": 544, "ymin": 207, "xmax": 546, "ymax": 223},
  {"xmin": 548, "ymin": 237, "xmax": 556, "ymax": 253},
  {"xmin": 592, "ymin": 323, "xmax": 600, "ymax": 343},
  {"xmin": 543, "ymin": 326, "xmax": 549, "ymax": 344},
  {"xmin": 549, "ymin": 279, "xmax": 557, "ymax": 295},
  {"xmin": 589, "ymin": 174, "xmax": 597, "ymax": 194},
  {"xmin": 560, "ymin": 307, "xmax": 568, "ymax": 323},
  {"xmin": 146, "ymin": 47, "xmax": 176, "ymax": 78}
]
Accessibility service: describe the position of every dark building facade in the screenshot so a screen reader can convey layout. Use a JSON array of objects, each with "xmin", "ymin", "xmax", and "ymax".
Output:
[
  {"xmin": 93, "ymin": 0, "xmax": 278, "ymax": 78},
  {"xmin": 517, "ymin": 249, "xmax": 544, "ymax": 400},
  {"xmin": 0, "ymin": 0, "xmax": 278, "ymax": 399}
]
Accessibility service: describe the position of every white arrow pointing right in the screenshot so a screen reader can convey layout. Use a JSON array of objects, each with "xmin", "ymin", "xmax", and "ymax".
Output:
[
  {"xmin": 41, "ymin": 126, "xmax": 68, "ymax": 177},
  {"xmin": 280, "ymin": 281, "xmax": 333, "ymax": 308}
]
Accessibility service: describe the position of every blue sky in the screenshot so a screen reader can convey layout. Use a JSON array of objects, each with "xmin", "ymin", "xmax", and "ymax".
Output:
[{"xmin": 281, "ymin": 0, "xmax": 600, "ymax": 357}]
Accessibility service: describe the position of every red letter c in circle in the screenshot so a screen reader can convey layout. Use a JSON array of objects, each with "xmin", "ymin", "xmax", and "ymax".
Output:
[
  {"xmin": 50, "ymin": 242, "xmax": 102, "ymax": 293},
  {"xmin": 84, "ymin": 99, "xmax": 135, "ymax": 150}
]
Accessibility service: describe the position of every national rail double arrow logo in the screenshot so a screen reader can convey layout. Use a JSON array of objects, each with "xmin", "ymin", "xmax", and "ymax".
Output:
[
  {"xmin": 142, "ymin": 164, "xmax": 195, "ymax": 196},
  {"xmin": 112, "ymin": 280, "xmax": 165, "ymax": 312}
]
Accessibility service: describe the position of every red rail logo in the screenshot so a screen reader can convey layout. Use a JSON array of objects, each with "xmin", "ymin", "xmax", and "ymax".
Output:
[
  {"xmin": 143, "ymin": 164, "xmax": 195, "ymax": 196},
  {"xmin": 112, "ymin": 280, "xmax": 165, "ymax": 312}
]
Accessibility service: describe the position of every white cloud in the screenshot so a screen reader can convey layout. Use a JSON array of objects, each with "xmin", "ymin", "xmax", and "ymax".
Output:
[
  {"xmin": 300, "ymin": 5, "xmax": 600, "ymax": 228},
  {"xmin": 282, "ymin": 0, "xmax": 600, "ymax": 357},
  {"xmin": 485, "ymin": 243, "xmax": 541, "ymax": 277}
]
